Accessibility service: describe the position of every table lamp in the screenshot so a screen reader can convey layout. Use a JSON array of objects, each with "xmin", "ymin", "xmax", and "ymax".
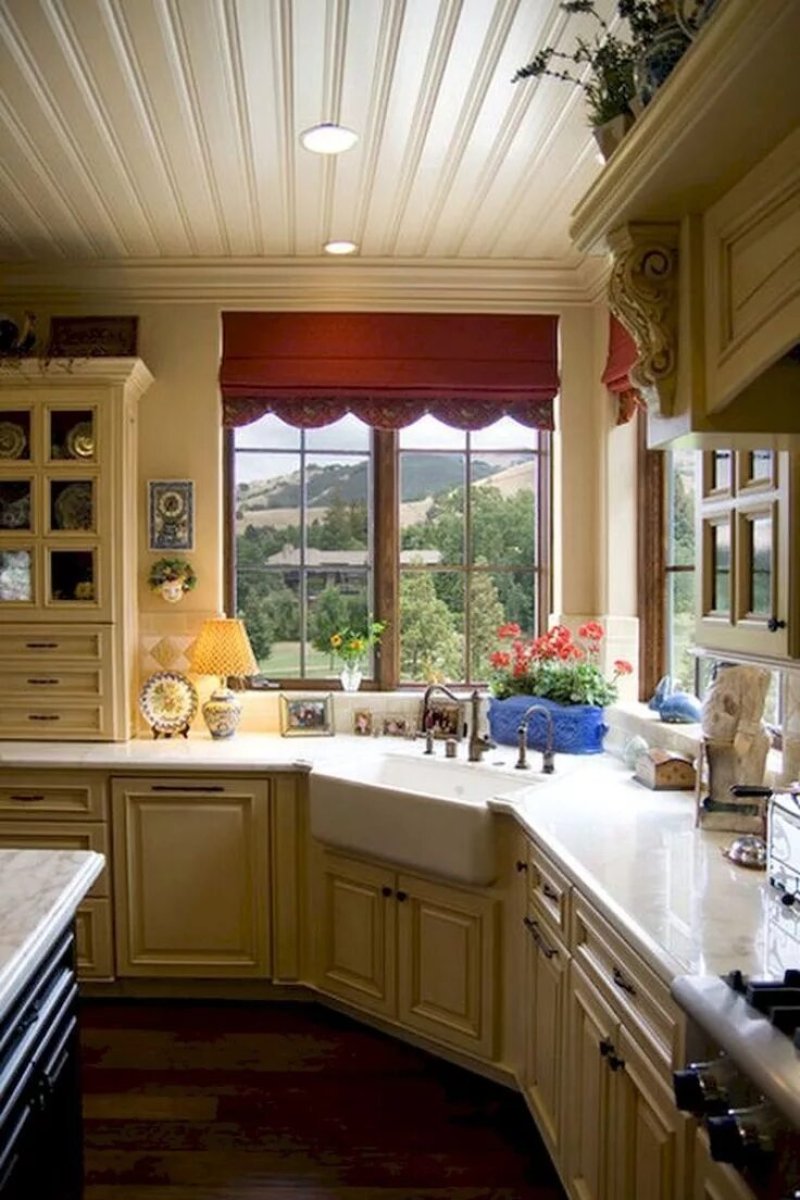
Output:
[{"xmin": 190, "ymin": 617, "xmax": 258, "ymax": 738}]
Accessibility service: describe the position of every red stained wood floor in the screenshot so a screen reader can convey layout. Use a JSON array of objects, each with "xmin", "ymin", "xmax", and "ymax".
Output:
[{"xmin": 79, "ymin": 999, "xmax": 567, "ymax": 1200}]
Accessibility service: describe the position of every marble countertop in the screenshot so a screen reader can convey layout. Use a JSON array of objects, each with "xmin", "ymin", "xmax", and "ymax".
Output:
[
  {"xmin": 0, "ymin": 734, "xmax": 790, "ymax": 989},
  {"xmin": 0, "ymin": 849, "xmax": 104, "ymax": 1021}
]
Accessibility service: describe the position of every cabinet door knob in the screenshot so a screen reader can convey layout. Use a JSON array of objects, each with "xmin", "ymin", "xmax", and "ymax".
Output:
[
  {"xmin": 396, "ymin": 890, "xmax": 408, "ymax": 902},
  {"xmin": 608, "ymin": 1054, "xmax": 625, "ymax": 1072},
  {"xmin": 767, "ymin": 616, "xmax": 787, "ymax": 632},
  {"xmin": 515, "ymin": 860, "xmax": 528, "ymax": 873},
  {"xmin": 599, "ymin": 1038, "xmax": 614, "ymax": 1058},
  {"xmin": 381, "ymin": 885, "xmax": 393, "ymax": 898}
]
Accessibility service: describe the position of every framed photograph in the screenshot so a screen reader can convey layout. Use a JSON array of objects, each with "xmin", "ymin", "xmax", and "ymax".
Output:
[
  {"xmin": 48, "ymin": 315, "xmax": 138, "ymax": 358},
  {"xmin": 423, "ymin": 699, "xmax": 463, "ymax": 739},
  {"xmin": 280, "ymin": 694, "xmax": 334, "ymax": 737},
  {"xmin": 382, "ymin": 714, "xmax": 409, "ymax": 738},
  {"xmin": 148, "ymin": 480, "xmax": 194, "ymax": 551},
  {"xmin": 353, "ymin": 709, "xmax": 373, "ymax": 736}
]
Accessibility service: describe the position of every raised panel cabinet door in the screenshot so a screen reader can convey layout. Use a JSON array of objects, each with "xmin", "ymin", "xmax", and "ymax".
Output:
[
  {"xmin": 112, "ymin": 777, "xmax": 271, "ymax": 978},
  {"xmin": 396, "ymin": 873, "xmax": 497, "ymax": 1060},
  {"xmin": 313, "ymin": 851, "xmax": 396, "ymax": 1017},
  {"xmin": 612, "ymin": 1026, "xmax": 691, "ymax": 1200},
  {"xmin": 565, "ymin": 962, "xmax": 618, "ymax": 1200},
  {"xmin": 74, "ymin": 899, "xmax": 114, "ymax": 981},
  {"xmin": 522, "ymin": 914, "xmax": 569, "ymax": 1159}
]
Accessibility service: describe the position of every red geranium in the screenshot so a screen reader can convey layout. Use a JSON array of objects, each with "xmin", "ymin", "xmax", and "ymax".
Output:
[{"xmin": 487, "ymin": 622, "xmax": 633, "ymax": 707}]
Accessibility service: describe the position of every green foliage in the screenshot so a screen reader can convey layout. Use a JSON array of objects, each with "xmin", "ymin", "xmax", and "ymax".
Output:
[
  {"xmin": 400, "ymin": 568, "xmax": 462, "ymax": 682},
  {"xmin": 147, "ymin": 557, "xmax": 197, "ymax": 592},
  {"xmin": 310, "ymin": 586, "xmax": 350, "ymax": 659}
]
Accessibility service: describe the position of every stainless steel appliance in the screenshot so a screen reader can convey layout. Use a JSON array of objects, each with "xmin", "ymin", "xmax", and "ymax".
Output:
[
  {"xmin": 672, "ymin": 968, "xmax": 800, "ymax": 1198},
  {"xmin": 769, "ymin": 789, "xmax": 800, "ymax": 905}
]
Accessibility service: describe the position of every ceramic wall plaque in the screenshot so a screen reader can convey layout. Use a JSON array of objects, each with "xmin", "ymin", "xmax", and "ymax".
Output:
[{"xmin": 148, "ymin": 480, "xmax": 194, "ymax": 551}]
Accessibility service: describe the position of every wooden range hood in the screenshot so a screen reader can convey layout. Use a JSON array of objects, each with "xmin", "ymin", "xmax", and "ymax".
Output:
[{"xmin": 570, "ymin": 0, "xmax": 800, "ymax": 450}]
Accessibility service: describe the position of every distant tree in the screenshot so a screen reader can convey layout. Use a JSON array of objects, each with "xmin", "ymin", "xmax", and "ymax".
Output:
[
  {"xmin": 400, "ymin": 568, "xmax": 462, "ymax": 681},
  {"xmin": 237, "ymin": 592, "xmax": 273, "ymax": 663},
  {"xmin": 469, "ymin": 566, "xmax": 505, "ymax": 680},
  {"xmin": 310, "ymin": 585, "xmax": 349, "ymax": 661}
]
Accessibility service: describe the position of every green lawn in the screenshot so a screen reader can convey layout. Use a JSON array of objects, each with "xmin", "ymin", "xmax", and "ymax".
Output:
[{"xmin": 258, "ymin": 640, "xmax": 354, "ymax": 678}]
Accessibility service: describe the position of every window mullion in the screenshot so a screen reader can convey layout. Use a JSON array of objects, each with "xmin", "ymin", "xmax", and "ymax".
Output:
[{"xmin": 374, "ymin": 429, "xmax": 399, "ymax": 689}]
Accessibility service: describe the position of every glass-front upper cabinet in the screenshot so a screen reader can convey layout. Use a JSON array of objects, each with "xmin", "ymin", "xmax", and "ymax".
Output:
[
  {"xmin": 0, "ymin": 394, "xmax": 106, "ymax": 617},
  {"xmin": 697, "ymin": 450, "xmax": 798, "ymax": 659}
]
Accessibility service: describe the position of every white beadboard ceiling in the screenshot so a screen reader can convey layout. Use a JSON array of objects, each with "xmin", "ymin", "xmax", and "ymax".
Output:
[{"xmin": 0, "ymin": 0, "xmax": 613, "ymax": 296}]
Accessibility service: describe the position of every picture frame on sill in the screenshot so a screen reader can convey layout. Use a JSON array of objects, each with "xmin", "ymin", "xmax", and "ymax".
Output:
[
  {"xmin": 148, "ymin": 480, "xmax": 194, "ymax": 551},
  {"xmin": 382, "ymin": 714, "xmax": 409, "ymax": 738},
  {"xmin": 280, "ymin": 694, "xmax": 334, "ymax": 737},
  {"xmin": 423, "ymin": 699, "xmax": 462, "ymax": 739},
  {"xmin": 353, "ymin": 709, "xmax": 373, "ymax": 736}
]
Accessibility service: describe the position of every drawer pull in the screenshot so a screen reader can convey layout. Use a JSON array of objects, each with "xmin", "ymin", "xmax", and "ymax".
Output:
[
  {"xmin": 612, "ymin": 965, "xmax": 637, "ymax": 996},
  {"xmin": 523, "ymin": 916, "xmax": 558, "ymax": 960},
  {"xmin": 149, "ymin": 785, "xmax": 225, "ymax": 793},
  {"xmin": 27, "ymin": 678, "xmax": 60, "ymax": 686},
  {"xmin": 515, "ymin": 860, "xmax": 528, "ymax": 873},
  {"xmin": 599, "ymin": 1037, "xmax": 614, "ymax": 1057},
  {"xmin": 608, "ymin": 1053, "xmax": 626, "ymax": 1072},
  {"xmin": 542, "ymin": 882, "xmax": 559, "ymax": 903},
  {"xmin": 25, "ymin": 642, "xmax": 59, "ymax": 650},
  {"xmin": 28, "ymin": 714, "xmax": 60, "ymax": 722},
  {"xmin": 8, "ymin": 794, "xmax": 45, "ymax": 803}
]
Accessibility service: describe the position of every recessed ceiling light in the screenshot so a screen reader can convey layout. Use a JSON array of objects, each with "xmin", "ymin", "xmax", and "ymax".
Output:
[
  {"xmin": 299, "ymin": 123, "xmax": 359, "ymax": 155},
  {"xmin": 324, "ymin": 240, "xmax": 358, "ymax": 256}
]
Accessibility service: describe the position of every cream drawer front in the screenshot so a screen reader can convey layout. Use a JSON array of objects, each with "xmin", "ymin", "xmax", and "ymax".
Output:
[
  {"xmin": 75, "ymin": 899, "xmax": 114, "ymax": 980},
  {"xmin": 0, "ymin": 625, "xmax": 107, "ymax": 662},
  {"xmin": 0, "ymin": 772, "xmax": 106, "ymax": 819},
  {"xmin": 528, "ymin": 841, "xmax": 571, "ymax": 940},
  {"xmin": 4, "ymin": 666, "xmax": 104, "ymax": 697},
  {"xmin": 0, "ymin": 702, "xmax": 108, "ymax": 739},
  {"xmin": 0, "ymin": 823, "xmax": 109, "ymax": 897},
  {"xmin": 572, "ymin": 894, "xmax": 680, "ymax": 1072}
]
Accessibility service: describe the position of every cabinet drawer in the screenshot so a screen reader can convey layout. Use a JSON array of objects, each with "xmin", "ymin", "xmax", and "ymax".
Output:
[
  {"xmin": 571, "ymin": 894, "xmax": 680, "ymax": 1072},
  {"xmin": 0, "ymin": 772, "xmax": 106, "ymax": 819},
  {"xmin": 0, "ymin": 702, "xmax": 108, "ymax": 739},
  {"xmin": 2, "ymin": 665, "xmax": 104, "ymax": 698},
  {"xmin": 75, "ymin": 899, "xmax": 114, "ymax": 980},
  {"xmin": 0, "ymin": 625, "xmax": 107, "ymax": 662},
  {"xmin": 528, "ymin": 841, "xmax": 571, "ymax": 940},
  {"xmin": 0, "ymin": 823, "xmax": 108, "ymax": 897}
]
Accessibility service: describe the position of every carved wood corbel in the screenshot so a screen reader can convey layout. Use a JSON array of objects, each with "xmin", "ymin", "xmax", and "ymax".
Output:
[{"xmin": 607, "ymin": 223, "xmax": 679, "ymax": 417}]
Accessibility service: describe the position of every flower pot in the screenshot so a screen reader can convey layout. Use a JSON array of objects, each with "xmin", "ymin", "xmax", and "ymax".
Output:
[
  {"xmin": 633, "ymin": 21, "xmax": 691, "ymax": 109},
  {"xmin": 339, "ymin": 663, "xmax": 363, "ymax": 693},
  {"xmin": 592, "ymin": 112, "xmax": 635, "ymax": 162},
  {"xmin": 488, "ymin": 695, "xmax": 607, "ymax": 755}
]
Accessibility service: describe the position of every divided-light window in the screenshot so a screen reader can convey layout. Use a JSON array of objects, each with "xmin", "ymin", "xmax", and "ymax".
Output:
[{"xmin": 229, "ymin": 413, "xmax": 549, "ymax": 688}]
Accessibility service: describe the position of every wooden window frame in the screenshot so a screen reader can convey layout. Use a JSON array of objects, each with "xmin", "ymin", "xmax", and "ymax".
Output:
[{"xmin": 226, "ymin": 425, "xmax": 551, "ymax": 691}]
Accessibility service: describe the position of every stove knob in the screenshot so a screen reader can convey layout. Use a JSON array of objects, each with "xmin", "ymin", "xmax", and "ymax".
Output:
[
  {"xmin": 673, "ymin": 1059, "xmax": 735, "ymax": 1116},
  {"xmin": 707, "ymin": 1105, "xmax": 777, "ymax": 1166}
]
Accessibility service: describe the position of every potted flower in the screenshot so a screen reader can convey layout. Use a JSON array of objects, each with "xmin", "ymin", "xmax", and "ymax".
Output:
[
  {"xmin": 487, "ymin": 621, "xmax": 632, "ymax": 753},
  {"xmin": 330, "ymin": 621, "xmax": 386, "ymax": 692},
  {"xmin": 512, "ymin": 1, "xmax": 691, "ymax": 159},
  {"xmin": 147, "ymin": 556, "xmax": 197, "ymax": 604}
]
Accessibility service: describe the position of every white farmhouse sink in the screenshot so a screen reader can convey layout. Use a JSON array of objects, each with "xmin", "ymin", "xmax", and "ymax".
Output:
[{"xmin": 309, "ymin": 752, "xmax": 533, "ymax": 885}]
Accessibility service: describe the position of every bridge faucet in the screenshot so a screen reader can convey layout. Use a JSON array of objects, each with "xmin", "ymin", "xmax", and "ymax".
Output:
[
  {"xmin": 468, "ymin": 690, "xmax": 495, "ymax": 763},
  {"xmin": 516, "ymin": 704, "xmax": 556, "ymax": 774},
  {"xmin": 420, "ymin": 683, "xmax": 463, "ymax": 754}
]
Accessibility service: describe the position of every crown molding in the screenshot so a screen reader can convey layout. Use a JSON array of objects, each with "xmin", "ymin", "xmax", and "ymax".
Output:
[{"xmin": 0, "ymin": 255, "xmax": 608, "ymax": 309}]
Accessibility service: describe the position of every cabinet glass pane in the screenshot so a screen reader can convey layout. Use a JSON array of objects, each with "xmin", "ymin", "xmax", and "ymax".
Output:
[
  {"xmin": 49, "ymin": 550, "xmax": 95, "ymax": 602},
  {"xmin": 49, "ymin": 479, "xmax": 94, "ymax": 531},
  {"xmin": 747, "ymin": 450, "xmax": 773, "ymax": 484},
  {"xmin": 711, "ymin": 523, "xmax": 731, "ymax": 612},
  {"xmin": 0, "ymin": 549, "xmax": 33, "ymax": 601},
  {"xmin": 49, "ymin": 410, "xmax": 95, "ymax": 461},
  {"xmin": 745, "ymin": 513, "xmax": 772, "ymax": 616},
  {"xmin": 0, "ymin": 411, "xmax": 31, "ymax": 461},
  {"xmin": 711, "ymin": 451, "xmax": 732, "ymax": 492},
  {"xmin": 0, "ymin": 480, "xmax": 32, "ymax": 531}
]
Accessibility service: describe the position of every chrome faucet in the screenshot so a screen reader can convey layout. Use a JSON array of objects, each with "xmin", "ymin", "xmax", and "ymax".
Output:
[
  {"xmin": 516, "ymin": 704, "xmax": 555, "ymax": 773},
  {"xmin": 420, "ymin": 684, "xmax": 463, "ymax": 755},
  {"xmin": 420, "ymin": 684, "xmax": 495, "ymax": 762}
]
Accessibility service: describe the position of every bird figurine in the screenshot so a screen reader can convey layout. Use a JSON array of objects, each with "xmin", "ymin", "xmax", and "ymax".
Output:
[
  {"xmin": 648, "ymin": 675, "xmax": 702, "ymax": 723},
  {"xmin": 0, "ymin": 311, "xmax": 37, "ymax": 357}
]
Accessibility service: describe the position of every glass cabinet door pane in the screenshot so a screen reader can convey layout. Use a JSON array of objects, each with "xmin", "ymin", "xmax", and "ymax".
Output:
[
  {"xmin": 0, "ymin": 411, "xmax": 32, "ymax": 461},
  {"xmin": 744, "ymin": 512, "xmax": 773, "ymax": 616},
  {"xmin": 49, "ymin": 549, "xmax": 95, "ymax": 602},
  {"xmin": 49, "ymin": 479, "xmax": 94, "ymax": 531},
  {"xmin": 0, "ymin": 549, "xmax": 33, "ymax": 602},
  {"xmin": 711, "ymin": 451, "xmax": 732, "ymax": 492},
  {"xmin": 711, "ymin": 522, "xmax": 731, "ymax": 612},
  {"xmin": 49, "ymin": 409, "xmax": 95, "ymax": 461},
  {"xmin": 0, "ymin": 479, "xmax": 33, "ymax": 531},
  {"xmin": 742, "ymin": 450, "xmax": 773, "ymax": 487}
]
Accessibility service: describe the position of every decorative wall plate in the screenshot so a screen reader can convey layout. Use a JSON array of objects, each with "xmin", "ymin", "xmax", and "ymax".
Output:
[
  {"xmin": 65, "ymin": 421, "xmax": 94, "ymax": 459},
  {"xmin": 0, "ymin": 421, "xmax": 26, "ymax": 460},
  {"xmin": 139, "ymin": 671, "xmax": 198, "ymax": 737},
  {"xmin": 54, "ymin": 481, "xmax": 93, "ymax": 530}
]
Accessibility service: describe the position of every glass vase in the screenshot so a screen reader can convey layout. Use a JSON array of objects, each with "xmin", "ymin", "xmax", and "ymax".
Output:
[{"xmin": 339, "ymin": 663, "xmax": 363, "ymax": 693}]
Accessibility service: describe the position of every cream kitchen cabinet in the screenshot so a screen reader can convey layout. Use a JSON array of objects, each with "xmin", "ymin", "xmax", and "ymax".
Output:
[
  {"xmin": 696, "ymin": 450, "xmax": 799, "ymax": 660},
  {"xmin": 0, "ymin": 770, "xmax": 113, "ymax": 980},
  {"xmin": 0, "ymin": 359, "xmax": 152, "ymax": 740},
  {"xmin": 112, "ymin": 776, "xmax": 271, "ymax": 978},
  {"xmin": 312, "ymin": 847, "xmax": 498, "ymax": 1061}
]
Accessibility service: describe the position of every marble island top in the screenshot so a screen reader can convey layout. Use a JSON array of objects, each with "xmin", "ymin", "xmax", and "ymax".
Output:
[
  {"xmin": 0, "ymin": 734, "xmax": 791, "ymax": 990},
  {"xmin": 0, "ymin": 849, "xmax": 104, "ymax": 1020}
]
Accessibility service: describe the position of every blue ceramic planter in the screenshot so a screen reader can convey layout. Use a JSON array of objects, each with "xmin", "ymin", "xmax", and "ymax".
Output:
[{"xmin": 488, "ymin": 695, "xmax": 607, "ymax": 755}]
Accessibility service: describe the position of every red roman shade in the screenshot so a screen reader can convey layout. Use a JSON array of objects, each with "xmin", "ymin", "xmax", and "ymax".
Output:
[
  {"xmin": 220, "ymin": 312, "xmax": 559, "ymax": 430},
  {"xmin": 602, "ymin": 315, "xmax": 645, "ymax": 426}
]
